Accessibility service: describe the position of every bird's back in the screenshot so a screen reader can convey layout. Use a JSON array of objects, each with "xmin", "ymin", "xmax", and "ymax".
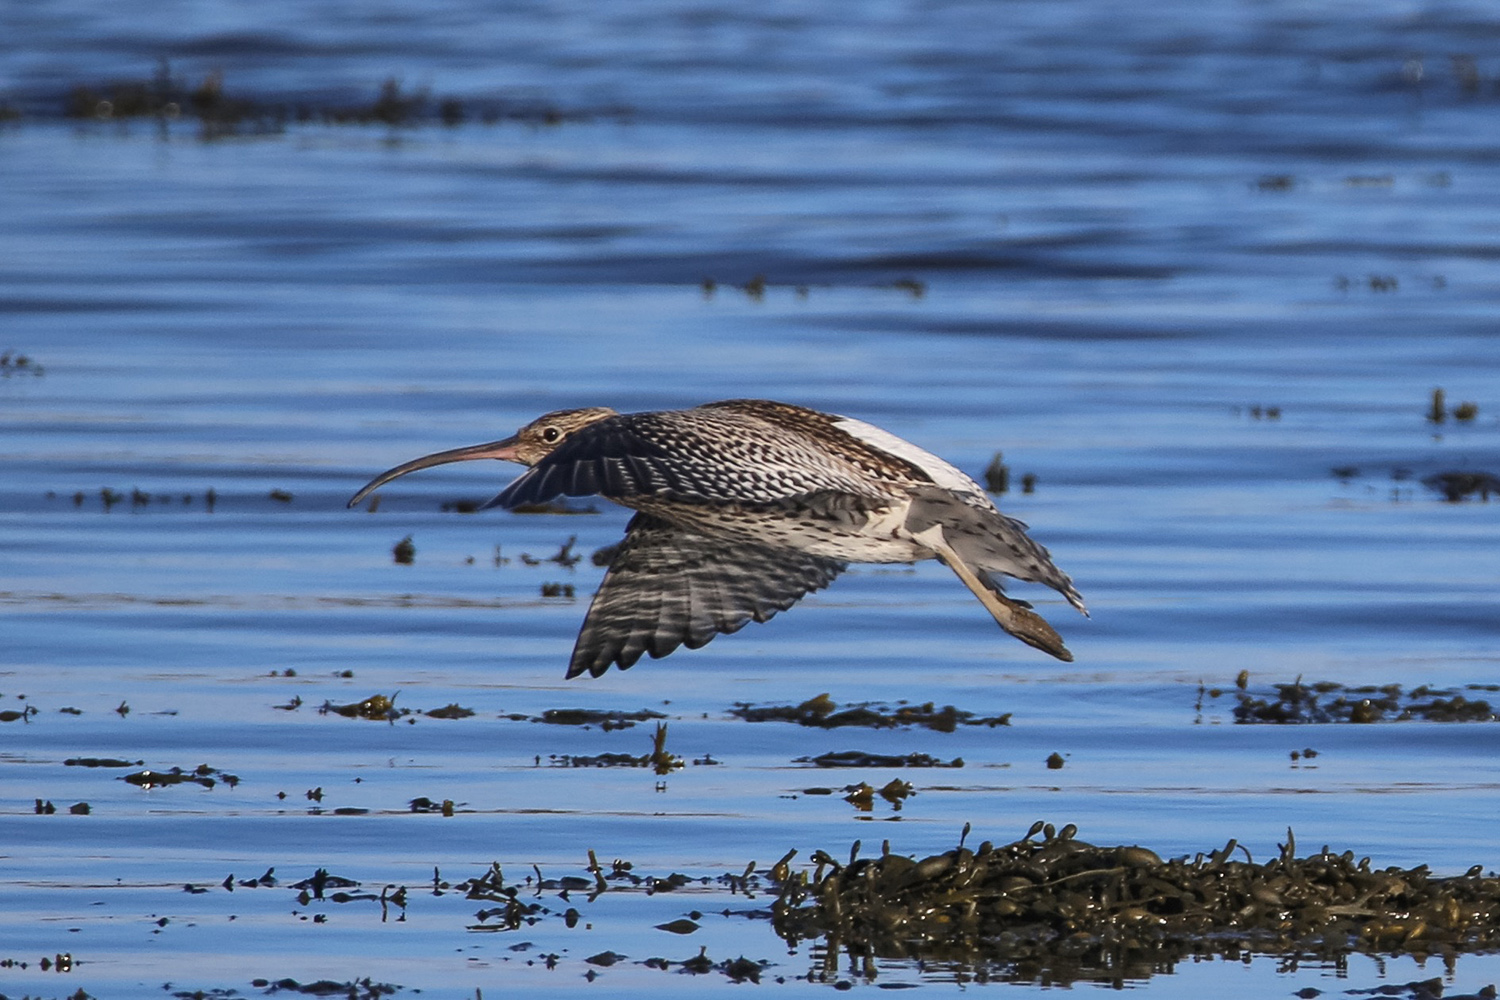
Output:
[{"xmin": 496, "ymin": 401, "xmax": 902, "ymax": 510}]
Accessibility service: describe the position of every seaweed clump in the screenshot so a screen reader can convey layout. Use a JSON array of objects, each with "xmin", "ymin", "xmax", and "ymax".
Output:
[
  {"xmin": 731, "ymin": 693, "xmax": 1011, "ymax": 732},
  {"xmin": 320, "ymin": 693, "xmax": 405, "ymax": 721},
  {"xmin": 1231, "ymin": 680, "xmax": 1497, "ymax": 724},
  {"xmin": 250, "ymin": 978, "xmax": 398, "ymax": 997},
  {"xmin": 120, "ymin": 763, "xmax": 240, "ymax": 788},
  {"xmin": 1424, "ymin": 471, "xmax": 1500, "ymax": 502},
  {"xmin": 795, "ymin": 750, "xmax": 962, "ymax": 768},
  {"xmin": 0, "ymin": 350, "xmax": 44, "ymax": 376},
  {"xmin": 547, "ymin": 722, "xmax": 684, "ymax": 775},
  {"xmin": 770, "ymin": 822, "xmax": 1500, "ymax": 987},
  {"xmin": 54, "ymin": 63, "xmax": 627, "ymax": 137},
  {"xmin": 496, "ymin": 706, "xmax": 667, "ymax": 730}
]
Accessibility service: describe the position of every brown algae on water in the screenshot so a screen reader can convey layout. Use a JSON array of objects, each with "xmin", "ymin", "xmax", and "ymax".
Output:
[
  {"xmin": 125, "ymin": 827, "xmax": 1500, "ymax": 989},
  {"xmin": 794, "ymin": 750, "xmax": 963, "ymax": 768},
  {"xmin": 546, "ymin": 722, "xmax": 686, "ymax": 775},
  {"xmin": 731, "ymin": 693, "xmax": 1011, "ymax": 731},
  {"xmin": 307, "ymin": 693, "xmax": 485, "ymax": 722},
  {"xmin": 0, "ymin": 350, "xmax": 45, "ymax": 376},
  {"xmin": 1226, "ymin": 679, "xmax": 1498, "ymax": 724},
  {"xmin": 55, "ymin": 63, "xmax": 624, "ymax": 137},
  {"xmin": 532, "ymin": 707, "xmax": 667, "ymax": 730},
  {"xmin": 1424, "ymin": 471, "xmax": 1500, "ymax": 502},
  {"xmin": 121, "ymin": 763, "xmax": 240, "ymax": 788},
  {"xmin": 424, "ymin": 703, "xmax": 475, "ymax": 719},
  {"xmin": 768, "ymin": 822, "xmax": 1500, "ymax": 985},
  {"xmin": 320, "ymin": 693, "xmax": 402, "ymax": 720}
]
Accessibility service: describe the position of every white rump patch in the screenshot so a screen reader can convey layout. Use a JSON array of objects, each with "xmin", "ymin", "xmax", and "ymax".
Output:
[{"xmin": 832, "ymin": 416, "xmax": 989, "ymax": 501}]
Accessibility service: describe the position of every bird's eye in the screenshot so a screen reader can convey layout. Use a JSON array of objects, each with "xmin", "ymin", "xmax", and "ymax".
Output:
[{"xmin": 542, "ymin": 426, "xmax": 562, "ymax": 443}]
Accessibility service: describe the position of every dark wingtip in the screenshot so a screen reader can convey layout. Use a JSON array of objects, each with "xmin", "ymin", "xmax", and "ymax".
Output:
[
  {"xmin": 565, "ymin": 650, "xmax": 633, "ymax": 679},
  {"xmin": 562, "ymin": 658, "xmax": 628, "ymax": 680}
]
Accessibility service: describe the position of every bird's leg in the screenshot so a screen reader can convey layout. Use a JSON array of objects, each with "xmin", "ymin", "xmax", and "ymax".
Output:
[{"xmin": 911, "ymin": 525, "xmax": 1074, "ymax": 662}]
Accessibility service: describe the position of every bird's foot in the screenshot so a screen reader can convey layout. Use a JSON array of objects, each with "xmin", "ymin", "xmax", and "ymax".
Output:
[{"xmin": 992, "ymin": 594, "xmax": 1073, "ymax": 662}]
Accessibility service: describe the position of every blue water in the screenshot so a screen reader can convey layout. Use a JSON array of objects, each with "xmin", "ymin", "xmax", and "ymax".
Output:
[{"xmin": 3, "ymin": 1, "xmax": 1499, "ymax": 995}]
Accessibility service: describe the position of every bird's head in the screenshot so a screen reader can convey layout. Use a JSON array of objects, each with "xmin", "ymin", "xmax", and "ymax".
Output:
[{"xmin": 347, "ymin": 406, "xmax": 618, "ymax": 508}]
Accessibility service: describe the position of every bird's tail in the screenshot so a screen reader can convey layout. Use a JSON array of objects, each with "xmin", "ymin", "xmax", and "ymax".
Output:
[
  {"xmin": 909, "ymin": 488, "xmax": 1087, "ymax": 617},
  {"xmin": 912, "ymin": 519, "xmax": 1075, "ymax": 662}
]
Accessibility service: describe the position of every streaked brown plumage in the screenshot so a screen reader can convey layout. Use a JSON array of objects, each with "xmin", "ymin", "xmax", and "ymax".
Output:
[{"xmin": 349, "ymin": 399, "xmax": 1086, "ymax": 678}]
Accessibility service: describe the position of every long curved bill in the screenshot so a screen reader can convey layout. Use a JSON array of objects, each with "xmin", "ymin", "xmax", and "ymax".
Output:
[{"xmin": 347, "ymin": 437, "xmax": 521, "ymax": 508}]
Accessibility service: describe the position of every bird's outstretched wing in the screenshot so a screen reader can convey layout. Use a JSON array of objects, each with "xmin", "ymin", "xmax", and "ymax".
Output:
[{"xmin": 568, "ymin": 514, "xmax": 846, "ymax": 678}]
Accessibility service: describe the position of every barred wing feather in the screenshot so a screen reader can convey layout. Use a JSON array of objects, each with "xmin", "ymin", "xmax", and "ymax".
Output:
[{"xmin": 568, "ymin": 514, "xmax": 847, "ymax": 677}]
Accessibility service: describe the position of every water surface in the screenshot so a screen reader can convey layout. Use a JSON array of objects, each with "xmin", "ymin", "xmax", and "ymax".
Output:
[{"xmin": 3, "ymin": 1, "xmax": 1499, "ymax": 995}]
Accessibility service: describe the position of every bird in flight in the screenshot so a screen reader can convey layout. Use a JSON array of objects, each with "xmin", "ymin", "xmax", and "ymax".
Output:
[{"xmin": 349, "ymin": 399, "xmax": 1086, "ymax": 678}]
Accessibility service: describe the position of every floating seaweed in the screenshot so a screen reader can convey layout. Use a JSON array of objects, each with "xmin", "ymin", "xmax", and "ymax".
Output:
[
  {"xmin": 319, "ymin": 693, "xmax": 404, "ymax": 721},
  {"xmin": 546, "ymin": 723, "xmax": 685, "ymax": 775},
  {"xmin": 535, "ymin": 707, "xmax": 667, "ymax": 730},
  {"xmin": 884, "ymin": 277, "xmax": 926, "ymax": 298},
  {"xmin": 768, "ymin": 822, "xmax": 1500, "ymax": 987},
  {"xmin": 409, "ymin": 797, "xmax": 456, "ymax": 816},
  {"xmin": 547, "ymin": 751, "xmax": 656, "ymax": 768},
  {"xmin": 983, "ymin": 452, "xmax": 1010, "ymax": 494},
  {"xmin": 250, "ymin": 978, "xmax": 399, "ymax": 998},
  {"xmin": 55, "ymin": 834, "xmax": 1500, "ymax": 989},
  {"xmin": 1229, "ymin": 679, "xmax": 1497, "ymax": 724},
  {"xmin": 1428, "ymin": 387, "xmax": 1482, "ymax": 425},
  {"xmin": 1424, "ymin": 471, "xmax": 1500, "ymax": 502},
  {"xmin": 841, "ymin": 779, "xmax": 915, "ymax": 811},
  {"xmin": 655, "ymin": 918, "xmax": 699, "ymax": 934},
  {"xmin": 50, "ymin": 63, "xmax": 627, "ymax": 138},
  {"xmin": 794, "ymin": 750, "xmax": 963, "ymax": 768},
  {"xmin": 55, "ymin": 485, "xmax": 224, "ymax": 511},
  {"xmin": 548, "ymin": 536, "xmax": 581, "ymax": 568},
  {"xmin": 120, "ymin": 764, "xmax": 240, "ymax": 789},
  {"xmin": 640, "ymin": 948, "xmax": 768, "ymax": 981},
  {"xmin": 0, "ymin": 350, "xmax": 44, "ymax": 376},
  {"xmin": 731, "ymin": 693, "xmax": 1011, "ymax": 731},
  {"xmin": 424, "ymin": 704, "xmax": 474, "ymax": 719}
]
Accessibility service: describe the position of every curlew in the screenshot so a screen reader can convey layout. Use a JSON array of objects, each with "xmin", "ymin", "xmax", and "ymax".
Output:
[{"xmin": 349, "ymin": 400, "xmax": 1086, "ymax": 677}]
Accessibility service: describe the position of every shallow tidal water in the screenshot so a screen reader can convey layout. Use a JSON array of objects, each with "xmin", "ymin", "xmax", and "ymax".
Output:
[{"xmin": 3, "ymin": 1, "xmax": 1500, "ymax": 996}]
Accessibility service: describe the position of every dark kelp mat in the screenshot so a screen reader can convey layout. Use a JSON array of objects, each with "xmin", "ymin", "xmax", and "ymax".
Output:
[
  {"xmin": 768, "ymin": 823, "xmax": 1500, "ymax": 986},
  {"xmin": 731, "ymin": 693, "xmax": 1011, "ymax": 731},
  {"xmin": 1215, "ymin": 680, "xmax": 1500, "ymax": 724},
  {"xmin": 143, "ymin": 824, "xmax": 1500, "ymax": 991}
]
